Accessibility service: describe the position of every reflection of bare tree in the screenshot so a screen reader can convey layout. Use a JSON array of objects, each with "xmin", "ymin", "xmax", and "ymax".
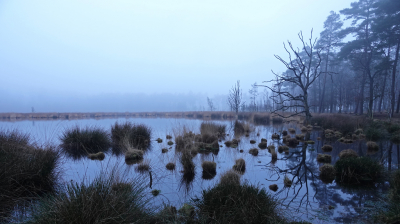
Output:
[{"xmin": 264, "ymin": 133, "xmax": 319, "ymax": 214}]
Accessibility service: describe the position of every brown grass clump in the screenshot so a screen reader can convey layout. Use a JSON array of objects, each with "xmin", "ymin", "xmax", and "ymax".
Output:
[
  {"xmin": 317, "ymin": 154, "xmax": 332, "ymax": 163},
  {"xmin": 278, "ymin": 145, "xmax": 289, "ymax": 153},
  {"xmin": 219, "ymin": 170, "xmax": 241, "ymax": 186},
  {"xmin": 317, "ymin": 137, "xmax": 321, "ymax": 140},
  {"xmin": 88, "ymin": 152, "xmax": 105, "ymax": 161},
  {"xmin": 125, "ymin": 149, "xmax": 144, "ymax": 164},
  {"xmin": 166, "ymin": 162, "xmax": 176, "ymax": 171},
  {"xmin": 282, "ymin": 130, "xmax": 288, "ymax": 136},
  {"xmin": 135, "ymin": 160, "xmax": 150, "ymax": 173},
  {"xmin": 270, "ymin": 148, "xmax": 277, "ymax": 161},
  {"xmin": 334, "ymin": 131, "xmax": 342, "ymax": 138},
  {"xmin": 261, "ymin": 138, "xmax": 267, "ymax": 143},
  {"xmin": 295, "ymin": 134, "xmax": 304, "ymax": 141},
  {"xmin": 284, "ymin": 176, "xmax": 292, "ymax": 187},
  {"xmin": 258, "ymin": 142, "xmax": 267, "ymax": 149},
  {"xmin": 202, "ymin": 161, "xmax": 217, "ymax": 179},
  {"xmin": 319, "ymin": 164, "xmax": 335, "ymax": 183},
  {"xmin": 166, "ymin": 135, "xmax": 172, "ymax": 139},
  {"xmin": 286, "ymin": 138, "xmax": 299, "ymax": 147},
  {"xmin": 300, "ymin": 126, "xmax": 308, "ymax": 132},
  {"xmin": 249, "ymin": 148, "xmax": 259, "ymax": 156},
  {"xmin": 250, "ymin": 140, "xmax": 256, "ymax": 144},
  {"xmin": 339, "ymin": 149, "xmax": 358, "ymax": 160},
  {"xmin": 321, "ymin": 145, "xmax": 333, "ymax": 152},
  {"xmin": 271, "ymin": 133, "xmax": 280, "ymax": 139},
  {"xmin": 288, "ymin": 128, "xmax": 296, "ymax": 134},
  {"xmin": 366, "ymin": 141, "xmax": 379, "ymax": 154},
  {"xmin": 167, "ymin": 141, "xmax": 174, "ymax": 146},
  {"xmin": 267, "ymin": 144, "xmax": 275, "ymax": 152},
  {"xmin": 269, "ymin": 184, "xmax": 278, "ymax": 192},
  {"xmin": 156, "ymin": 138, "xmax": 163, "ymax": 143},
  {"xmin": 224, "ymin": 141, "xmax": 232, "ymax": 147},
  {"xmin": 233, "ymin": 158, "xmax": 246, "ymax": 173},
  {"xmin": 162, "ymin": 148, "xmax": 168, "ymax": 153}
]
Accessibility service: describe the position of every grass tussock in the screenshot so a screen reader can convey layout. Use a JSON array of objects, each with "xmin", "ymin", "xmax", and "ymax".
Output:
[
  {"xmin": 180, "ymin": 151, "xmax": 195, "ymax": 176},
  {"xmin": 219, "ymin": 170, "xmax": 241, "ymax": 186},
  {"xmin": 278, "ymin": 145, "xmax": 289, "ymax": 153},
  {"xmin": 376, "ymin": 170, "xmax": 400, "ymax": 223},
  {"xmin": 111, "ymin": 122, "xmax": 151, "ymax": 152},
  {"xmin": 21, "ymin": 169, "xmax": 151, "ymax": 224},
  {"xmin": 284, "ymin": 175, "xmax": 292, "ymax": 187},
  {"xmin": 249, "ymin": 148, "xmax": 259, "ymax": 156},
  {"xmin": 366, "ymin": 141, "xmax": 379, "ymax": 154},
  {"xmin": 310, "ymin": 114, "xmax": 366, "ymax": 135},
  {"xmin": 317, "ymin": 154, "xmax": 332, "ymax": 163},
  {"xmin": 258, "ymin": 142, "xmax": 267, "ymax": 149},
  {"xmin": 288, "ymin": 128, "xmax": 296, "ymax": 134},
  {"xmin": 202, "ymin": 161, "xmax": 217, "ymax": 180},
  {"xmin": 271, "ymin": 133, "xmax": 280, "ymax": 139},
  {"xmin": 321, "ymin": 145, "xmax": 333, "ymax": 152},
  {"xmin": 269, "ymin": 184, "xmax": 278, "ymax": 192},
  {"xmin": 194, "ymin": 182, "xmax": 282, "ymax": 224},
  {"xmin": 319, "ymin": 164, "xmax": 336, "ymax": 183},
  {"xmin": 0, "ymin": 130, "xmax": 61, "ymax": 220},
  {"xmin": 125, "ymin": 149, "xmax": 144, "ymax": 165},
  {"xmin": 60, "ymin": 126, "xmax": 110, "ymax": 159},
  {"xmin": 250, "ymin": 140, "xmax": 256, "ymax": 144},
  {"xmin": 233, "ymin": 158, "xmax": 246, "ymax": 173},
  {"xmin": 286, "ymin": 138, "xmax": 299, "ymax": 147},
  {"xmin": 166, "ymin": 162, "xmax": 176, "ymax": 171},
  {"xmin": 135, "ymin": 160, "xmax": 150, "ymax": 173},
  {"xmin": 88, "ymin": 152, "xmax": 105, "ymax": 161},
  {"xmin": 200, "ymin": 122, "xmax": 226, "ymax": 136},
  {"xmin": 334, "ymin": 157, "xmax": 383, "ymax": 185},
  {"xmin": 338, "ymin": 149, "xmax": 358, "ymax": 160}
]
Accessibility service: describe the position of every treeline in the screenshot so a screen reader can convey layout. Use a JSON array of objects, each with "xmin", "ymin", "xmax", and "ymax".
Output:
[{"xmin": 236, "ymin": 0, "xmax": 400, "ymax": 117}]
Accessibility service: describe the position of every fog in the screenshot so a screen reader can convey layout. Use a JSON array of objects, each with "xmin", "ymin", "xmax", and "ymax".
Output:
[{"xmin": 0, "ymin": 0, "xmax": 351, "ymax": 112}]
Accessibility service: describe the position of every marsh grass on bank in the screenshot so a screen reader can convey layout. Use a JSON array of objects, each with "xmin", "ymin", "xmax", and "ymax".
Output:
[
  {"xmin": 20, "ymin": 169, "xmax": 153, "ymax": 224},
  {"xmin": 0, "ymin": 130, "xmax": 61, "ymax": 221}
]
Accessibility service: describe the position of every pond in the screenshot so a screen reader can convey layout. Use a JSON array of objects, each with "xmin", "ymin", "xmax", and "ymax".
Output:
[{"xmin": 1, "ymin": 117, "xmax": 398, "ymax": 223}]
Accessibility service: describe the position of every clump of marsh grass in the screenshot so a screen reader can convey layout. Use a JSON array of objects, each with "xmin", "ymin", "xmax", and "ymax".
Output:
[
  {"xmin": 232, "ymin": 158, "xmax": 246, "ymax": 173},
  {"xmin": 300, "ymin": 126, "xmax": 308, "ymax": 132},
  {"xmin": 282, "ymin": 130, "xmax": 288, "ymax": 136},
  {"xmin": 286, "ymin": 138, "xmax": 299, "ymax": 147},
  {"xmin": 219, "ymin": 170, "xmax": 241, "ymax": 186},
  {"xmin": 284, "ymin": 175, "xmax": 292, "ymax": 187},
  {"xmin": 317, "ymin": 154, "xmax": 332, "ymax": 163},
  {"xmin": 270, "ymin": 148, "xmax": 277, "ymax": 161},
  {"xmin": 339, "ymin": 149, "xmax": 358, "ymax": 160},
  {"xmin": 200, "ymin": 121, "xmax": 226, "ymax": 137},
  {"xmin": 166, "ymin": 162, "xmax": 176, "ymax": 171},
  {"xmin": 0, "ymin": 130, "xmax": 61, "ymax": 220},
  {"xmin": 180, "ymin": 151, "xmax": 195, "ymax": 177},
  {"xmin": 166, "ymin": 135, "xmax": 172, "ymax": 139},
  {"xmin": 156, "ymin": 138, "xmax": 162, "ymax": 143},
  {"xmin": 334, "ymin": 157, "xmax": 383, "ymax": 185},
  {"xmin": 278, "ymin": 145, "xmax": 289, "ymax": 153},
  {"xmin": 21, "ymin": 169, "xmax": 152, "ymax": 223},
  {"xmin": 319, "ymin": 164, "xmax": 336, "ymax": 183},
  {"xmin": 111, "ymin": 121, "xmax": 151, "ymax": 152},
  {"xmin": 250, "ymin": 140, "xmax": 256, "ymax": 144},
  {"xmin": 295, "ymin": 134, "xmax": 305, "ymax": 141},
  {"xmin": 271, "ymin": 133, "xmax": 280, "ymax": 139},
  {"xmin": 249, "ymin": 148, "xmax": 259, "ymax": 156},
  {"xmin": 125, "ymin": 149, "xmax": 144, "ymax": 165},
  {"xmin": 261, "ymin": 138, "xmax": 267, "ymax": 143},
  {"xmin": 194, "ymin": 181, "xmax": 282, "ymax": 224},
  {"xmin": 60, "ymin": 126, "xmax": 110, "ymax": 159},
  {"xmin": 202, "ymin": 161, "xmax": 217, "ymax": 180},
  {"xmin": 269, "ymin": 184, "xmax": 278, "ymax": 192},
  {"xmin": 167, "ymin": 141, "xmax": 174, "ymax": 146},
  {"xmin": 151, "ymin": 189, "xmax": 161, "ymax": 197},
  {"xmin": 366, "ymin": 141, "xmax": 379, "ymax": 154},
  {"xmin": 258, "ymin": 142, "xmax": 267, "ymax": 149},
  {"xmin": 135, "ymin": 160, "xmax": 150, "ymax": 173},
  {"xmin": 161, "ymin": 148, "xmax": 168, "ymax": 153},
  {"xmin": 288, "ymin": 128, "xmax": 296, "ymax": 134},
  {"xmin": 234, "ymin": 120, "xmax": 245, "ymax": 136},
  {"xmin": 88, "ymin": 152, "xmax": 105, "ymax": 161},
  {"xmin": 321, "ymin": 144, "xmax": 333, "ymax": 152}
]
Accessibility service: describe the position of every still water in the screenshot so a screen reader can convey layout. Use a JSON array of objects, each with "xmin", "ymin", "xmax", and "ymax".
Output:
[{"xmin": 1, "ymin": 117, "xmax": 398, "ymax": 223}]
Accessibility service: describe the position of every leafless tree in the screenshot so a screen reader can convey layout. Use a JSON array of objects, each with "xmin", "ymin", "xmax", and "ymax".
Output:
[
  {"xmin": 261, "ymin": 30, "xmax": 323, "ymax": 123},
  {"xmin": 227, "ymin": 80, "xmax": 244, "ymax": 114},
  {"xmin": 207, "ymin": 97, "xmax": 215, "ymax": 111}
]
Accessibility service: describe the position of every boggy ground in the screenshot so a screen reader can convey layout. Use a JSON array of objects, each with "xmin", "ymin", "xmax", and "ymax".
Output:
[{"xmin": 1, "ymin": 113, "xmax": 399, "ymax": 223}]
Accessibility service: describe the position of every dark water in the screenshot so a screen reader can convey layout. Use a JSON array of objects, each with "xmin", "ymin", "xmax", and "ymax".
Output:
[{"xmin": 1, "ymin": 118, "xmax": 398, "ymax": 223}]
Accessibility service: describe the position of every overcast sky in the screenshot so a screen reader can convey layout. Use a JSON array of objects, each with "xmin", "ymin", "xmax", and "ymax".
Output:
[{"xmin": 0, "ymin": 0, "xmax": 353, "ymax": 112}]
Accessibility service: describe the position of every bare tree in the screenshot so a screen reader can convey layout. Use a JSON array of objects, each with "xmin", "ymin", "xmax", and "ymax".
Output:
[
  {"xmin": 262, "ymin": 30, "xmax": 323, "ymax": 123},
  {"xmin": 249, "ymin": 82, "xmax": 259, "ymax": 111},
  {"xmin": 207, "ymin": 97, "xmax": 215, "ymax": 111},
  {"xmin": 227, "ymin": 80, "xmax": 244, "ymax": 114}
]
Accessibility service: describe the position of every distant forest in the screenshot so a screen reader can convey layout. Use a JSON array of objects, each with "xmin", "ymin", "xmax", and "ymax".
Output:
[{"xmin": 233, "ymin": 0, "xmax": 400, "ymax": 118}]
